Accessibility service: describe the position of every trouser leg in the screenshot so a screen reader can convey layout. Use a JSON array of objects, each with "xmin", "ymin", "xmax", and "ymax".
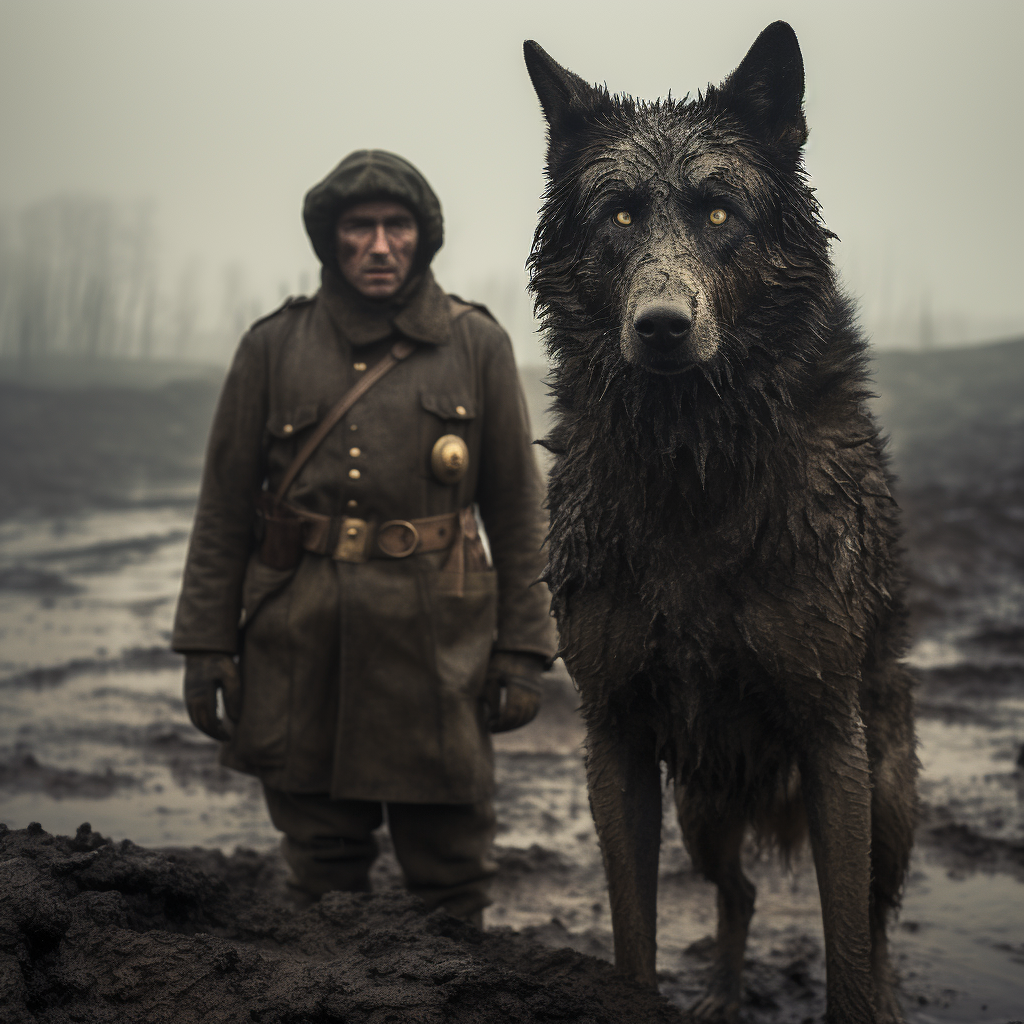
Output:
[
  {"xmin": 262, "ymin": 785, "xmax": 383, "ymax": 898},
  {"xmin": 386, "ymin": 799, "xmax": 497, "ymax": 922}
]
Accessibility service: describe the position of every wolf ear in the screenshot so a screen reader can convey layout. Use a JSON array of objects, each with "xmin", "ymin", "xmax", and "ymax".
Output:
[
  {"xmin": 523, "ymin": 40, "xmax": 593, "ymax": 136},
  {"xmin": 720, "ymin": 21, "xmax": 807, "ymax": 162}
]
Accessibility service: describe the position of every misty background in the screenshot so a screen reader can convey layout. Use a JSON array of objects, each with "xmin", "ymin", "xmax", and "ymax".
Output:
[
  {"xmin": 1, "ymin": 0, "xmax": 1022, "ymax": 368},
  {"xmin": 2, "ymin": 6, "xmax": 1024, "ymax": 1017}
]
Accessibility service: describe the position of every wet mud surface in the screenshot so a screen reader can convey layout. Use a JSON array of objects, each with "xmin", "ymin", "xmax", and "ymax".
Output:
[
  {"xmin": 1, "ymin": 822, "xmax": 682, "ymax": 1024},
  {"xmin": 2, "ymin": 345, "xmax": 1024, "ymax": 1022}
]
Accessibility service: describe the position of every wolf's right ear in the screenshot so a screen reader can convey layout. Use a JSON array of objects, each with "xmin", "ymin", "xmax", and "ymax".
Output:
[
  {"xmin": 523, "ymin": 41, "xmax": 592, "ymax": 136},
  {"xmin": 720, "ymin": 21, "xmax": 807, "ymax": 164}
]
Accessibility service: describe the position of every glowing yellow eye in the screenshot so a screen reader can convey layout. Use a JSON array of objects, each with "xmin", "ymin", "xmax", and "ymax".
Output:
[
  {"xmin": 709, "ymin": 208, "xmax": 728, "ymax": 225},
  {"xmin": 614, "ymin": 210, "xmax": 632, "ymax": 226}
]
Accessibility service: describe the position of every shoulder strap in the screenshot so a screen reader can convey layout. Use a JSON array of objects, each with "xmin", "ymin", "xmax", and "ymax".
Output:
[
  {"xmin": 447, "ymin": 294, "xmax": 497, "ymax": 323},
  {"xmin": 249, "ymin": 293, "xmax": 314, "ymax": 332},
  {"xmin": 275, "ymin": 338, "xmax": 416, "ymax": 500}
]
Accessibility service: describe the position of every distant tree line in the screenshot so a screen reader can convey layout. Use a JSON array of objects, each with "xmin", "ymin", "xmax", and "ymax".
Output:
[{"xmin": 0, "ymin": 196, "xmax": 263, "ymax": 363}]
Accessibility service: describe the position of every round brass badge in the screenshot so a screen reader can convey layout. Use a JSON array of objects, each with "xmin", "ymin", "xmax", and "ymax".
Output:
[{"xmin": 431, "ymin": 434, "xmax": 469, "ymax": 484}]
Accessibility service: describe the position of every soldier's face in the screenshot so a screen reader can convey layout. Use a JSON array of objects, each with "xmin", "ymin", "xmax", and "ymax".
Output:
[{"xmin": 335, "ymin": 201, "xmax": 419, "ymax": 299}]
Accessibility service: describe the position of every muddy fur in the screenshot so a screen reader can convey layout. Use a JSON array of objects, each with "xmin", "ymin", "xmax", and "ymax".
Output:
[{"xmin": 524, "ymin": 22, "xmax": 917, "ymax": 1024}]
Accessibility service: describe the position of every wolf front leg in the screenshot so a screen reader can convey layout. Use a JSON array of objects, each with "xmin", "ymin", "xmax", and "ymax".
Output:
[
  {"xmin": 800, "ymin": 713, "xmax": 877, "ymax": 1024},
  {"xmin": 584, "ymin": 708, "xmax": 663, "ymax": 987},
  {"xmin": 677, "ymin": 795, "xmax": 755, "ymax": 1023}
]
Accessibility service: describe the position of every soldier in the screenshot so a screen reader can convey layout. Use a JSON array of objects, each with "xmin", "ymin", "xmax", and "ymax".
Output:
[{"xmin": 172, "ymin": 150, "xmax": 555, "ymax": 924}]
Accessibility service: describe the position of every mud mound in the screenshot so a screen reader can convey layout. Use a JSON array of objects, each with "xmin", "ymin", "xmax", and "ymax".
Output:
[{"xmin": 0, "ymin": 822, "xmax": 682, "ymax": 1024}]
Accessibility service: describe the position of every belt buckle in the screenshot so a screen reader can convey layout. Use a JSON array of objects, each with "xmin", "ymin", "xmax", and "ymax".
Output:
[
  {"xmin": 377, "ymin": 519, "xmax": 420, "ymax": 558},
  {"xmin": 334, "ymin": 517, "xmax": 371, "ymax": 562}
]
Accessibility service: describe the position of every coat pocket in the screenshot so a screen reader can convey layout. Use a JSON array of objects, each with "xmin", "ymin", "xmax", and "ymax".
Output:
[
  {"xmin": 419, "ymin": 392, "xmax": 477, "ymax": 422},
  {"xmin": 240, "ymin": 552, "xmax": 296, "ymax": 629},
  {"xmin": 420, "ymin": 393, "xmax": 478, "ymax": 489},
  {"xmin": 429, "ymin": 567, "xmax": 499, "ymax": 792},
  {"xmin": 266, "ymin": 404, "xmax": 321, "ymax": 438},
  {"xmin": 431, "ymin": 568, "xmax": 499, "ymax": 700},
  {"xmin": 233, "ymin": 554, "xmax": 299, "ymax": 769}
]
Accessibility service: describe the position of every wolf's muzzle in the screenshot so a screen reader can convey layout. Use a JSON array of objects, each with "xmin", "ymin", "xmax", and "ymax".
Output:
[{"xmin": 633, "ymin": 303, "xmax": 692, "ymax": 353}]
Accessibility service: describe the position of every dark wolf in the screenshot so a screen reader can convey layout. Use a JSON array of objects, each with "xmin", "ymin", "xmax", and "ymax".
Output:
[{"xmin": 524, "ymin": 22, "xmax": 917, "ymax": 1024}]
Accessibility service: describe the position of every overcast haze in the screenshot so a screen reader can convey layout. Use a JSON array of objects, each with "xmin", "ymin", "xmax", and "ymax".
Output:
[{"xmin": 1, "ymin": 0, "xmax": 1022, "ymax": 364}]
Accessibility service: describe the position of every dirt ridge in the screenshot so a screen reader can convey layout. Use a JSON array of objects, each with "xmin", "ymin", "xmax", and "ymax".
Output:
[{"xmin": 0, "ymin": 822, "xmax": 683, "ymax": 1023}]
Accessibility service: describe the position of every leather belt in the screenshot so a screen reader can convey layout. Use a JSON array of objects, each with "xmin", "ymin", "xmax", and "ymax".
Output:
[{"xmin": 286, "ymin": 506, "xmax": 463, "ymax": 564}]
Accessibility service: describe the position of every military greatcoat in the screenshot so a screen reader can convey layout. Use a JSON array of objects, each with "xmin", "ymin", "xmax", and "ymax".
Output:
[{"xmin": 172, "ymin": 260, "xmax": 555, "ymax": 803}]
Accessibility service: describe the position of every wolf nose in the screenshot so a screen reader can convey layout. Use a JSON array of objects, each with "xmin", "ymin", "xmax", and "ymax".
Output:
[{"xmin": 633, "ymin": 306, "xmax": 692, "ymax": 352}]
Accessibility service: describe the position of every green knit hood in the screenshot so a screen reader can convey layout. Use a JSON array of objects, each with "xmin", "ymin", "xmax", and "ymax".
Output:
[{"xmin": 303, "ymin": 150, "xmax": 445, "ymax": 276}]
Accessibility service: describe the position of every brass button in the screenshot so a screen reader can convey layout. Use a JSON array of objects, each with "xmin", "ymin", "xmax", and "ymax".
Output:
[
  {"xmin": 456, "ymin": 405, "xmax": 466, "ymax": 417},
  {"xmin": 346, "ymin": 526, "xmax": 359, "ymax": 538},
  {"xmin": 348, "ymin": 468, "xmax": 361, "ymax": 480},
  {"xmin": 349, "ymin": 447, "xmax": 361, "ymax": 458},
  {"xmin": 347, "ymin": 499, "xmax": 358, "ymax": 509},
  {"xmin": 282, "ymin": 424, "xmax": 294, "ymax": 434},
  {"xmin": 354, "ymin": 362, "xmax": 367, "ymax": 372},
  {"xmin": 349, "ymin": 424, "xmax": 358, "ymax": 431}
]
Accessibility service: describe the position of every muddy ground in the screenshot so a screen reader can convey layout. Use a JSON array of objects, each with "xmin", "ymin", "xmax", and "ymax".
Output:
[{"xmin": 1, "ymin": 342, "xmax": 1023, "ymax": 1022}]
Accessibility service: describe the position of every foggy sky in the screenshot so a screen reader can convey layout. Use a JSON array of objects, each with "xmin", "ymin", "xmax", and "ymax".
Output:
[{"xmin": 1, "ymin": 0, "xmax": 1022, "ymax": 364}]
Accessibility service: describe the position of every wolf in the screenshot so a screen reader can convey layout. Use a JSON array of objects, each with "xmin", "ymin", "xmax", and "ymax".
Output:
[{"xmin": 523, "ymin": 22, "xmax": 917, "ymax": 1024}]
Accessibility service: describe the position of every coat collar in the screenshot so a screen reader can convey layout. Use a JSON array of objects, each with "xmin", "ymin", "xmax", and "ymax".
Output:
[{"xmin": 319, "ymin": 266, "xmax": 452, "ymax": 347}]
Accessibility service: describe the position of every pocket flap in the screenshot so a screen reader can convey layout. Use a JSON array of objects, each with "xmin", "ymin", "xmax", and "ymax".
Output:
[
  {"xmin": 420, "ymin": 393, "xmax": 477, "ymax": 421},
  {"xmin": 267, "ymin": 404, "xmax": 320, "ymax": 438}
]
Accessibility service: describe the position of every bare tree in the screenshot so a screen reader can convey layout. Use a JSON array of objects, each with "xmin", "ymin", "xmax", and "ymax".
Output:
[
  {"xmin": 10, "ymin": 209, "xmax": 57, "ymax": 362},
  {"xmin": 116, "ymin": 201, "xmax": 158, "ymax": 357},
  {"xmin": 0, "ymin": 195, "xmax": 280, "ymax": 366},
  {"xmin": 138, "ymin": 274, "xmax": 158, "ymax": 360},
  {"xmin": 171, "ymin": 260, "xmax": 202, "ymax": 360},
  {"xmin": 0, "ymin": 197, "xmax": 166, "ymax": 362}
]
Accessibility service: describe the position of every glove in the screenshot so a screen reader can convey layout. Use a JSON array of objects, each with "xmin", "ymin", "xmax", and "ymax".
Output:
[
  {"xmin": 183, "ymin": 652, "xmax": 242, "ymax": 741},
  {"xmin": 483, "ymin": 651, "xmax": 546, "ymax": 733}
]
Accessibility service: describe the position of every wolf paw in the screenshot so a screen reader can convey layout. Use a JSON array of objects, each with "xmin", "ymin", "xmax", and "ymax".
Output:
[
  {"xmin": 873, "ymin": 991, "xmax": 905, "ymax": 1024},
  {"xmin": 688, "ymin": 990, "xmax": 740, "ymax": 1024}
]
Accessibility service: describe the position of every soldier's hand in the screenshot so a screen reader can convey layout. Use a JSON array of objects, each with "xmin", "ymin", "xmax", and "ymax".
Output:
[
  {"xmin": 484, "ymin": 652, "xmax": 546, "ymax": 733},
  {"xmin": 183, "ymin": 653, "xmax": 242, "ymax": 741}
]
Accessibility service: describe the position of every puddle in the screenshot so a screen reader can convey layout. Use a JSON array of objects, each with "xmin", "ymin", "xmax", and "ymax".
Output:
[
  {"xmin": 900, "ymin": 864, "xmax": 1024, "ymax": 1022},
  {"xmin": 0, "ymin": 510, "xmax": 191, "ymax": 676},
  {"xmin": 0, "ymin": 504, "xmax": 1022, "ymax": 1020}
]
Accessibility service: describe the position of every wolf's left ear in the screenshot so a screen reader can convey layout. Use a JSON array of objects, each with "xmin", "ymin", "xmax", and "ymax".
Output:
[
  {"xmin": 524, "ymin": 40, "xmax": 592, "ymax": 137},
  {"xmin": 720, "ymin": 21, "xmax": 807, "ymax": 163}
]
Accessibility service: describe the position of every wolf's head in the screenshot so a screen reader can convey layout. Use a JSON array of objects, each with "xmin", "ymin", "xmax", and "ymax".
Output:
[{"xmin": 525, "ymin": 23, "xmax": 854, "ymax": 447}]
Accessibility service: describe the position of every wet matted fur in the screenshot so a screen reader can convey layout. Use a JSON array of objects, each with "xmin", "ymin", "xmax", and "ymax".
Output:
[{"xmin": 524, "ymin": 22, "xmax": 917, "ymax": 1024}]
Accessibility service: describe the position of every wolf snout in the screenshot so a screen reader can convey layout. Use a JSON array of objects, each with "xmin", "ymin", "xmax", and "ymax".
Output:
[{"xmin": 633, "ymin": 304, "xmax": 692, "ymax": 352}]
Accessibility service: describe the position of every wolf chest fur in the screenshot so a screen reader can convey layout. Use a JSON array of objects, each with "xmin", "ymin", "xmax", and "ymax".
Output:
[{"xmin": 525, "ymin": 22, "xmax": 917, "ymax": 1024}]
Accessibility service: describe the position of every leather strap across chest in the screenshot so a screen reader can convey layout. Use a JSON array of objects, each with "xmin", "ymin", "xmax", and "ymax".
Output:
[{"xmin": 274, "ymin": 338, "xmax": 416, "ymax": 501}]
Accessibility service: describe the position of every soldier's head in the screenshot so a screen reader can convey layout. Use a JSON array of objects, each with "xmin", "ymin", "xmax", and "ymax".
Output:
[
  {"xmin": 304, "ymin": 150, "xmax": 444, "ymax": 301},
  {"xmin": 334, "ymin": 200, "xmax": 418, "ymax": 299}
]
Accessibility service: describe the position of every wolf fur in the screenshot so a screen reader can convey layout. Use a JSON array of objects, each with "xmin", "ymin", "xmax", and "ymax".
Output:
[{"xmin": 524, "ymin": 22, "xmax": 917, "ymax": 1024}]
